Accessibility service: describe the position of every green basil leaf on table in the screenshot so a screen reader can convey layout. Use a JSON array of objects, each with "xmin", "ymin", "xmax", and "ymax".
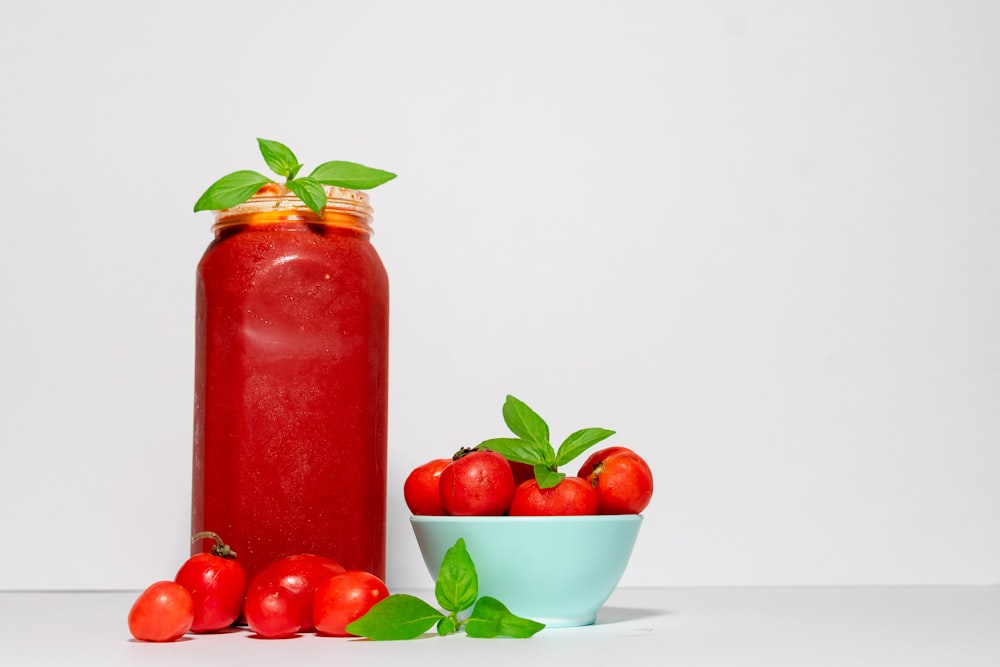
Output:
[
  {"xmin": 344, "ymin": 594, "xmax": 444, "ymax": 641},
  {"xmin": 464, "ymin": 596, "xmax": 545, "ymax": 639}
]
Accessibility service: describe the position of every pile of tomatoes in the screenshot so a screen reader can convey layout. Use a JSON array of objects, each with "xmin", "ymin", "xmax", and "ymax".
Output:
[
  {"xmin": 404, "ymin": 446, "xmax": 654, "ymax": 517},
  {"xmin": 127, "ymin": 533, "xmax": 388, "ymax": 642},
  {"xmin": 130, "ymin": 444, "xmax": 652, "ymax": 641}
]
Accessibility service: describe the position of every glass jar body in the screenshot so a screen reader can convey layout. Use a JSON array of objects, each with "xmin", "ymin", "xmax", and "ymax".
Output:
[{"xmin": 191, "ymin": 191, "xmax": 388, "ymax": 584}]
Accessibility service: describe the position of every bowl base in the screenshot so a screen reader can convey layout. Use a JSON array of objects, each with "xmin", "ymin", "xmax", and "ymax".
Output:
[{"xmin": 529, "ymin": 613, "xmax": 597, "ymax": 629}]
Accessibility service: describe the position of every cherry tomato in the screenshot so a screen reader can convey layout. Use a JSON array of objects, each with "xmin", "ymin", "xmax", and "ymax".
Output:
[
  {"xmin": 403, "ymin": 458, "xmax": 451, "ymax": 515},
  {"xmin": 244, "ymin": 581, "xmax": 300, "ymax": 638},
  {"xmin": 508, "ymin": 476, "xmax": 598, "ymax": 516},
  {"xmin": 244, "ymin": 553, "xmax": 345, "ymax": 635},
  {"xmin": 508, "ymin": 460, "xmax": 536, "ymax": 486},
  {"xmin": 438, "ymin": 450, "xmax": 515, "ymax": 516},
  {"xmin": 313, "ymin": 570, "xmax": 390, "ymax": 636},
  {"xmin": 577, "ymin": 446, "xmax": 654, "ymax": 514},
  {"xmin": 127, "ymin": 580, "xmax": 194, "ymax": 642},
  {"xmin": 175, "ymin": 532, "xmax": 247, "ymax": 633}
]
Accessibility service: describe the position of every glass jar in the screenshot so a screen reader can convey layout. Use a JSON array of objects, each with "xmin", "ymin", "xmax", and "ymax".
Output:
[{"xmin": 191, "ymin": 184, "xmax": 388, "ymax": 583}]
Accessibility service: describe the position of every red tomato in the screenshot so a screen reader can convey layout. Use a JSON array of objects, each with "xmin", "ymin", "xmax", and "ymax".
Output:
[
  {"xmin": 577, "ymin": 446, "xmax": 654, "ymax": 514},
  {"xmin": 509, "ymin": 460, "xmax": 536, "ymax": 486},
  {"xmin": 244, "ymin": 554, "xmax": 345, "ymax": 635},
  {"xmin": 175, "ymin": 532, "xmax": 247, "ymax": 633},
  {"xmin": 313, "ymin": 571, "xmax": 390, "ymax": 636},
  {"xmin": 438, "ymin": 450, "xmax": 515, "ymax": 516},
  {"xmin": 127, "ymin": 580, "xmax": 194, "ymax": 642},
  {"xmin": 403, "ymin": 458, "xmax": 451, "ymax": 515},
  {"xmin": 508, "ymin": 476, "xmax": 598, "ymax": 516},
  {"xmin": 244, "ymin": 581, "xmax": 300, "ymax": 638}
]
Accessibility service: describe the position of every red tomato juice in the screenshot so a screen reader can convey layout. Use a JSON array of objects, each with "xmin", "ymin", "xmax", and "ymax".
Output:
[{"xmin": 191, "ymin": 187, "xmax": 388, "ymax": 583}]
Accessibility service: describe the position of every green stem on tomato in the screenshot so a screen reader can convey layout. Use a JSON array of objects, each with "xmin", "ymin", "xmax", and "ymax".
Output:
[
  {"xmin": 452, "ymin": 446, "xmax": 479, "ymax": 461},
  {"xmin": 191, "ymin": 531, "xmax": 238, "ymax": 559}
]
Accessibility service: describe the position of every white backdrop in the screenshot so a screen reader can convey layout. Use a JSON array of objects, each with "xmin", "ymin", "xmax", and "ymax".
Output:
[{"xmin": 1, "ymin": 0, "xmax": 997, "ymax": 590}]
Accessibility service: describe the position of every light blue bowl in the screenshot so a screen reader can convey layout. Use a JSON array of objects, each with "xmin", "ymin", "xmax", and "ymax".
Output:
[{"xmin": 410, "ymin": 515, "xmax": 642, "ymax": 628}]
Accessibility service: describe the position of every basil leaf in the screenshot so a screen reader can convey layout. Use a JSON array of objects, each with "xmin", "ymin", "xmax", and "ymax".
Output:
[
  {"xmin": 287, "ymin": 177, "xmax": 328, "ymax": 214},
  {"xmin": 437, "ymin": 616, "xmax": 457, "ymax": 636},
  {"xmin": 533, "ymin": 465, "xmax": 565, "ymax": 489},
  {"xmin": 435, "ymin": 538, "xmax": 478, "ymax": 613},
  {"xmin": 464, "ymin": 596, "xmax": 545, "ymax": 639},
  {"xmin": 193, "ymin": 170, "xmax": 272, "ymax": 212},
  {"xmin": 195, "ymin": 139, "xmax": 396, "ymax": 213},
  {"xmin": 345, "ymin": 594, "xmax": 444, "ymax": 641},
  {"xmin": 477, "ymin": 438, "xmax": 551, "ymax": 467},
  {"xmin": 554, "ymin": 428, "xmax": 615, "ymax": 467},
  {"xmin": 257, "ymin": 137, "xmax": 302, "ymax": 179},
  {"xmin": 194, "ymin": 170, "xmax": 271, "ymax": 213},
  {"xmin": 309, "ymin": 160, "xmax": 397, "ymax": 189},
  {"xmin": 502, "ymin": 395, "xmax": 550, "ymax": 445}
]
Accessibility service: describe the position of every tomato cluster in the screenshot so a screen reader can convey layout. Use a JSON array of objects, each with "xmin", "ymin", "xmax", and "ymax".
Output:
[
  {"xmin": 127, "ymin": 533, "xmax": 388, "ymax": 642},
  {"xmin": 243, "ymin": 554, "xmax": 388, "ymax": 638},
  {"xmin": 405, "ymin": 446, "xmax": 653, "ymax": 517}
]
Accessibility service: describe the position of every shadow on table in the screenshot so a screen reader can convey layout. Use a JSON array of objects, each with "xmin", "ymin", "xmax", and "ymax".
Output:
[{"xmin": 595, "ymin": 605, "xmax": 672, "ymax": 624}]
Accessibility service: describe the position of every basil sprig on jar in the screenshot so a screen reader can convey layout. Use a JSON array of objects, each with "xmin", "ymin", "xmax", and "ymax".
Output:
[{"xmin": 193, "ymin": 138, "xmax": 396, "ymax": 214}]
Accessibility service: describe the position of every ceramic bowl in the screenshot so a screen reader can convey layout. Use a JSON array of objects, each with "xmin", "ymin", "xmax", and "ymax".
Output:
[{"xmin": 410, "ymin": 514, "xmax": 642, "ymax": 628}]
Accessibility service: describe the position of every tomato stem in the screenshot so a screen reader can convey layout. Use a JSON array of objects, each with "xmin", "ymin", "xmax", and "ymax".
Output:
[
  {"xmin": 587, "ymin": 460, "xmax": 607, "ymax": 488},
  {"xmin": 452, "ymin": 445, "xmax": 479, "ymax": 461},
  {"xmin": 191, "ymin": 531, "xmax": 238, "ymax": 559}
]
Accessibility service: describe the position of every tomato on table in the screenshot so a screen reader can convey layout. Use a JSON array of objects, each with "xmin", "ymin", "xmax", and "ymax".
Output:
[
  {"xmin": 127, "ymin": 581, "xmax": 194, "ymax": 642},
  {"xmin": 243, "ymin": 553, "xmax": 345, "ymax": 637},
  {"xmin": 313, "ymin": 571, "xmax": 390, "ymax": 636},
  {"xmin": 175, "ymin": 531, "xmax": 247, "ymax": 632},
  {"xmin": 244, "ymin": 581, "xmax": 300, "ymax": 638}
]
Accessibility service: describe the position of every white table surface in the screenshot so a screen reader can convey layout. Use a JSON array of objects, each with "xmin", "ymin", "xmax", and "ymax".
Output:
[{"xmin": 2, "ymin": 586, "xmax": 998, "ymax": 666}]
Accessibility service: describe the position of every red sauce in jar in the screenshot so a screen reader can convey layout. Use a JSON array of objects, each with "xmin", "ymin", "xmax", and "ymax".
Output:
[{"xmin": 191, "ymin": 186, "xmax": 388, "ymax": 583}]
